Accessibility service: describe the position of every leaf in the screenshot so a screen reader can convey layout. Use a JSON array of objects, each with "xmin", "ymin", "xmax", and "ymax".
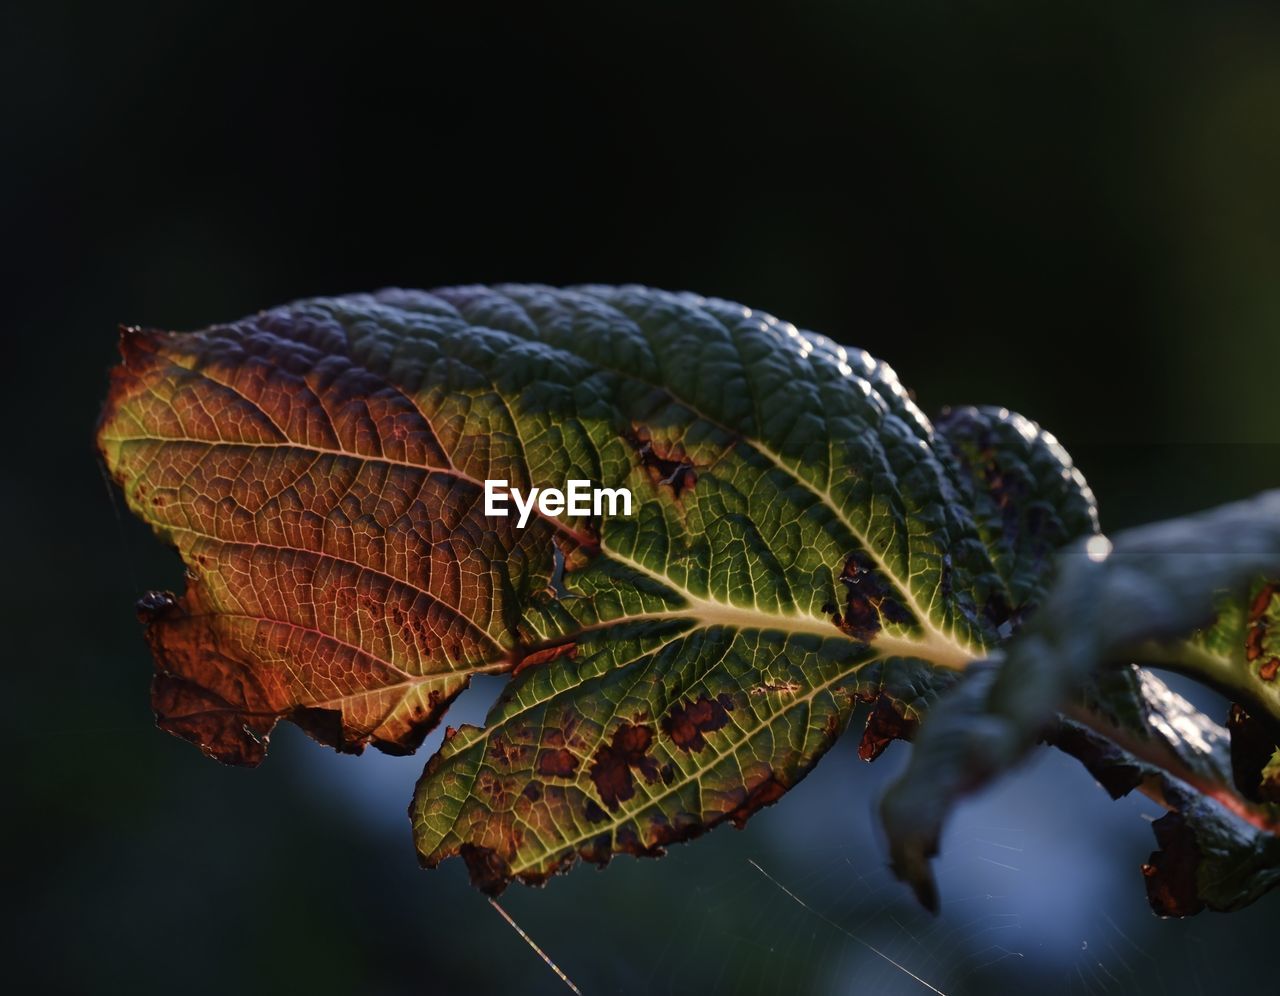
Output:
[
  {"xmin": 880, "ymin": 491, "xmax": 1280, "ymax": 913},
  {"xmin": 1186, "ymin": 581, "xmax": 1280, "ymax": 739},
  {"xmin": 934, "ymin": 404, "xmax": 1098, "ymax": 618},
  {"xmin": 848, "ymin": 403, "xmax": 1100, "ymax": 763},
  {"xmin": 98, "ymin": 285, "xmax": 1094, "ymax": 893},
  {"xmin": 1046, "ymin": 665, "xmax": 1280, "ymax": 915},
  {"xmin": 1048, "ymin": 699, "xmax": 1280, "ymax": 916}
]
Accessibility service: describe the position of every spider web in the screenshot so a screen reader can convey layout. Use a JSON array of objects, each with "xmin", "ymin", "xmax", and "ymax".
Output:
[{"xmin": 301, "ymin": 680, "xmax": 1275, "ymax": 995}]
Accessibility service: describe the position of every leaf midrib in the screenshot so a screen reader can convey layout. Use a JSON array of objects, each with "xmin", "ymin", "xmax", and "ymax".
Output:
[
  {"xmin": 143, "ymin": 318, "xmax": 979, "ymax": 664},
  {"xmin": 598, "ymin": 545, "xmax": 974, "ymax": 670},
  {"xmin": 490, "ymin": 288, "xmax": 971, "ymax": 656}
]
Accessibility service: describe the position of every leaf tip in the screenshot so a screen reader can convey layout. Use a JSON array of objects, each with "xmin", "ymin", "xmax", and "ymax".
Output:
[
  {"xmin": 114, "ymin": 323, "xmax": 166, "ymax": 367},
  {"xmin": 887, "ymin": 835, "xmax": 942, "ymax": 915},
  {"xmin": 1142, "ymin": 811, "xmax": 1206, "ymax": 918},
  {"xmin": 459, "ymin": 843, "xmax": 514, "ymax": 897},
  {"xmin": 881, "ymin": 783, "xmax": 945, "ymax": 914}
]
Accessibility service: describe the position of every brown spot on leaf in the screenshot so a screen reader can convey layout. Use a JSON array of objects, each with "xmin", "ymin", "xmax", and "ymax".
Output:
[
  {"xmin": 637, "ymin": 813, "xmax": 706, "ymax": 853},
  {"xmin": 626, "ymin": 425, "xmax": 700, "ymax": 499},
  {"xmin": 1246, "ymin": 624, "xmax": 1265, "ymax": 662},
  {"xmin": 475, "ymin": 771, "xmax": 515, "ymax": 808},
  {"xmin": 858, "ymin": 696, "xmax": 919, "ymax": 762},
  {"xmin": 835, "ymin": 552, "xmax": 913, "ymax": 641},
  {"xmin": 615, "ymin": 825, "xmax": 656, "ymax": 858},
  {"xmin": 1247, "ymin": 582, "xmax": 1277, "ymax": 668},
  {"xmin": 581, "ymin": 833, "xmax": 613, "ymax": 866},
  {"xmin": 1249, "ymin": 582, "xmax": 1277, "ymax": 622},
  {"xmin": 728, "ymin": 776, "xmax": 786, "ymax": 828},
  {"xmin": 556, "ymin": 533, "xmax": 597, "ymax": 574},
  {"xmin": 459, "ymin": 843, "xmax": 513, "ymax": 897},
  {"xmin": 647, "ymin": 817, "xmax": 677, "ymax": 848},
  {"xmin": 661, "ymin": 693, "xmax": 734, "ymax": 752},
  {"xmin": 536, "ymin": 747, "xmax": 579, "ymax": 778},
  {"xmin": 584, "ymin": 799, "xmax": 608, "ymax": 823},
  {"xmin": 588, "ymin": 722, "xmax": 659, "ymax": 810},
  {"xmin": 522, "ymin": 782, "xmax": 541, "ymax": 802},
  {"xmin": 490, "ymin": 736, "xmax": 514, "ymax": 768},
  {"xmin": 513, "ymin": 641, "xmax": 578, "ymax": 676}
]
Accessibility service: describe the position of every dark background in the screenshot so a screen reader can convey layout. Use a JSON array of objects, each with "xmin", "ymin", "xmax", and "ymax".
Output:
[{"xmin": 5, "ymin": 2, "xmax": 1279, "ymax": 993}]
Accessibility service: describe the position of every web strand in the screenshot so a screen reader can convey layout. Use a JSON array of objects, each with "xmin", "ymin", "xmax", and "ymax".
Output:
[
  {"xmin": 748, "ymin": 858, "xmax": 948, "ymax": 996},
  {"xmin": 487, "ymin": 897, "xmax": 582, "ymax": 995}
]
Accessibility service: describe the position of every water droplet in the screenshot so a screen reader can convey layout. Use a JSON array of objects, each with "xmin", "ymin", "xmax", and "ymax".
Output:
[{"xmin": 1085, "ymin": 535, "xmax": 1112, "ymax": 563}]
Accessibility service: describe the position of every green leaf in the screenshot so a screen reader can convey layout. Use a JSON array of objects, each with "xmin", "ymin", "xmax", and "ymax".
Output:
[
  {"xmin": 881, "ymin": 491, "xmax": 1280, "ymax": 913},
  {"xmin": 1180, "ymin": 581, "xmax": 1280, "ymax": 738},
  {"xmin": 98, "ymin": 285, "xmax": 1094, "ymax": 894},
  {"xmin": 935, "ymin": 404, "xmax": 1098, "ymax": 617}
]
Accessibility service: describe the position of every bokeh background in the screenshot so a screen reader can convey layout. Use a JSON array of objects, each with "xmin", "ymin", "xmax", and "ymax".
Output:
[{"xmin": 5, "ymin": 2, "xmax": 1279, "ymax": 993}]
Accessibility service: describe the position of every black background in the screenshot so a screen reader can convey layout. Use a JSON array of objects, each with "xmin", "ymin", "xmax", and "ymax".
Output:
[{"xmin": 5, "ymin": 3, "xmax": 1279, "ymax": 993}]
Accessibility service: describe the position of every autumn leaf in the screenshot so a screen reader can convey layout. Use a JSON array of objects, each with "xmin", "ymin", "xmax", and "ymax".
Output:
[{"xmin": 99, "ymin": 285, "xmax": 1101, "ymax": 893}]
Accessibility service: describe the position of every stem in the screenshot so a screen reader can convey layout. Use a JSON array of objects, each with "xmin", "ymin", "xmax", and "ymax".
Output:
[
  {"xmin": 1120, "ymin": 639, "xmax": 1280, "ymax": 744},
  {"xmin": 1064, "ymin": 701, "xmax": 1280, "ymax": 836}
]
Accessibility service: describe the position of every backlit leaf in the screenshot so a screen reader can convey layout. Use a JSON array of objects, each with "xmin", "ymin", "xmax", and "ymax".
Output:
[{"xmin": 98, "ymin": 286, "xmax": 1095, "ymax": 892}]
